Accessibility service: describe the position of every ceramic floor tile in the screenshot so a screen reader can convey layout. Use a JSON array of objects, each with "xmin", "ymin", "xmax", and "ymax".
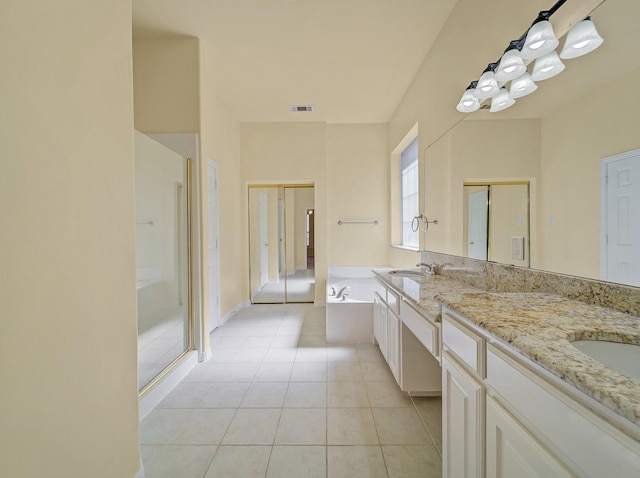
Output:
[
  {"xmin": 230, "ymin": 347, "xmax": 268, "ymax": 362},
  {"xmin": 328, "ymin": 362, "xmax": 363, "ymax": 381},
  {"xmin": 207, "ymin": 349, "xmax": 239, "ymax": 363},
  {"xmin": 290, "ymin": 362, "xmax": 327, "ymax": 382},
  {"xmin": 157, "ymin": 383, "xmax": 212, "ymax": 408},
  {"xmin": 250, "ymin": 326, "xmax": 279, "ymax": 337},
  {"xmin": 326, "ymin": 346, "xmax": 359, "ymax": 362},
  {"xmin": 373, "ymin": 408, "xmax": 430, "ymax": 445},
  {"xmin": 263, "ymin": 348, "xmax": 298, "ymax": 363},
  {"xmin": 327, "ymin": 446, "xmax": 388, "ymax": 478},
  {"xmin": 284, "ymin": 382, "xmax": 327, "ymax": 408},
  {"xmin": 356, "ymin": 344, "xmax": 385, "ymax": 362},
  {"xmin": 141, "ymin": 445, "xmax": 217, "ymax": 478},
  {"xmin": 182, "ymin": 364, "xmax": 223, "ymax": 383},
  {"xmin": 269, "ymin": 336, "xmax": 301, "ymax": 348},
  {"xmin": 413, "ymin": 396, "xmax": 442, "ymax": 445},
  {"xmin": 266, "ymin": 446, "xmax": 326, "ymax": 478},
  {"xmin": 221, "ymin": 408, "xmax": 281, "ymax": 445},
  {"xmin": 198, "ymin": 383, "xmax": 250, "ymax": 408},
  {"xmin": 212, "ymin": 363, "xmax": 260, "ymax": 382},
  {"xmin": 276, "ymin": 326, "xmax": 302, "ymax": 337},
  {"xmin": 240, "ymin": 382, "xmax": 288, "ymax": 408},
  {"xmin": 212, "ymin": 326, "xmax": 254, "ymax": 337},
  {"xmin": 211, "ymin": 336, "xmax": 248, "ymax": 349},
  {"xmin": 298, "ymin": 335, "xmax": 328, "ymax": 347},
  {"xmin": 204, "ymin": 446, "xmax": 271, "ymax": 478},
  {"xmin": 327, "ymin": 408, "xmax": 379, "ymax": 445},
  {"xmin": 275, "ymin": 408, "xmax": 326, "ymax": 445},
  {"xmin": 301, "ymin": 325, "xmax": 326, "ymax": 336},
  {"xmin": 140, "ymin": 409, "xmax": 235, "ymax": 445},
  {"xmin": 366, "ymin": 381, "xmax": 413, "ymax": 408},
  {"xmin": 327, "ymin": 381, "xmax": 370, "ymax": 407},
  {"xmin": 295, "ymin": 347, "xmax": 327, "ymax": 363},
  {"xmin": 253, "ymin": 362, "xmax": 293, "ymax": 382},
  {"xmin": 382, "ymin": 445, "xmax": 442, "ymax": 478},
  {"xmin": 360, "ymin": 362, "xmax": 395, "ymax": 382}
]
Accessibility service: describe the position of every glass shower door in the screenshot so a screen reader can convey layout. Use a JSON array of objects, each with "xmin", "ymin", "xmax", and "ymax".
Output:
[{"xmin": 134, "ymin": 131, "xmax": 191, "ymax": 392}]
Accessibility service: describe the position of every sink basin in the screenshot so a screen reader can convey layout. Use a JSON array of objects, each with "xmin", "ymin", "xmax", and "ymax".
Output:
[
  {"xmin": 388, "ymin": 269, "xmax": 424, "ymax": 278},
  {"xmin": 570, "ymin": 340, "xmax": 640, "ymax": 381}
]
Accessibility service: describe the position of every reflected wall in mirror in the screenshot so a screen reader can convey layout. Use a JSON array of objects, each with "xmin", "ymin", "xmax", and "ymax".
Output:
[
  {"xmin": 424, "ymin": 0, "xmax": 640, "ymax": 287},
  {"xmin": 463, "ymin": 183, "xmax": 530, "ymax": 267},
  {"xmin": 249, "ymin": 185, "xmax": 315, "ymax": 303}
]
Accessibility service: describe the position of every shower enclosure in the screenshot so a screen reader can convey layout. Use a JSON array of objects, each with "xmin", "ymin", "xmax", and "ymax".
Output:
[{"xmin": 134, "ymin": 131, "xmax": 193, "ymax": 392}]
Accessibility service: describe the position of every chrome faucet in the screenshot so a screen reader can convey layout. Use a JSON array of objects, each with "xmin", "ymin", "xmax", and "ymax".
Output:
[
  {"xmin": 336, "ymin": 286, "xmax": 351, "ymax": 299},
  {"xmin": 416, "ymin": 262, "xmax": 438, "ymax": 275},
  {"xmin": 328, "ymin": 286, "xmax": 337, "ymax": 297}
]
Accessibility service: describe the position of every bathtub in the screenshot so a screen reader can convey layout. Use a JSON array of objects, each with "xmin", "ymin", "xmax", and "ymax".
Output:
[{"xmin": 326, "ymin": 266, "xmax": 390, "ymax": 343}]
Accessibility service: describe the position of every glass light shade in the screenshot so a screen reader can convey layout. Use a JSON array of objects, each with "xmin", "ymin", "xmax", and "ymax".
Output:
[
  {"xmin": 490, "ymin": 88, "xmax": 515, "ymax": 112},
  {"xmin": 456, "ymin": 89, "xmax": 480, "ymax": 113},
  {"xmin": 473, "ymin": 70, "xmax": 499, "ymax": 99},
  {"xmin": 495, "ymin": 49, "xmax": 527, "ymax": 82},
  {"xmin": 560, "ymin": 19, "xmax": 604, "ymax": 59},
  {"xmin": 531, "ymin": 51, "xmax": 565, "ymax": 81},
  {"xmin": 509, "ymin": 72, "xmax": 537, "ymax": 99},
  {"xmin": 521, "ymin": 20, "xmax": 559, "ymax": 60}
]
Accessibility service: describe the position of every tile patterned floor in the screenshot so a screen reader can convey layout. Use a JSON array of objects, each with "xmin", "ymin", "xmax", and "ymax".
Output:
[{"xmin": 140, "ymin": 303, "xmax": 442, "ymax": 478}]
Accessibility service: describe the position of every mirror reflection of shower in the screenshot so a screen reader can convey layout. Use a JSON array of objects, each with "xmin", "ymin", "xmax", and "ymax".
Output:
[{"xmin": 249, "ymin": 185, "xmax": 315, "ymax": 303}]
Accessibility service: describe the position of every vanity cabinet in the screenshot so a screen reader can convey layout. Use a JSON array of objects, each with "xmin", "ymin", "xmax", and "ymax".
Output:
[
  {"xmin": 442, "ymin": 306, "xmax": 640, "ymax": 478},
  {"xmin": 374, "ymin": 279, "xmax": 441, "ymax": 395},
  {"xmin": 442, "ymin": 312, "xmax": 486, "ymax": 478}
]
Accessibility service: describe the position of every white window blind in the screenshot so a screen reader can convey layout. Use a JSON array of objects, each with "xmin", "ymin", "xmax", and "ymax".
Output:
[{"xmin": 401, "ymin": 138, "xmax": 419, "ymax": 248}]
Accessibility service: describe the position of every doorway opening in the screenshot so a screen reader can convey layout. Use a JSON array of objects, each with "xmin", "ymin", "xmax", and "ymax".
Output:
[{"xmin": 249, "ymin": 185, "xmax": 315, "ymax": 303}]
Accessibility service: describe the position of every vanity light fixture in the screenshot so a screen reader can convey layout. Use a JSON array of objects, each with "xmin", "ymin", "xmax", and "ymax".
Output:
[
  {"xmin": 473, "ymin": 63, "xmax": 500, "ymax": 100},
  {"xmin": 509, "ymin": 72, "xmax": 538, "ymax": 98},
  {"xmin": 495, "ymin": 40, "xmax": 527, "ymax": 82},
  {"xmin": 456, "ymin": 81, "xmax": 481, "ymax": 113},
  {"xmin": 531, "ymin": 51, "xmax": 565, "ymax": 81},
  {"xmin": 520, "ymin": 14, "xmax": 560, "ymax": 60},
  {"xmin": 560, "ymin": 16, "xmax": 604, "ymax": 59},
  {"xmin": 489, "ymin": 88, "xmax": 515, "ymax": 113}
]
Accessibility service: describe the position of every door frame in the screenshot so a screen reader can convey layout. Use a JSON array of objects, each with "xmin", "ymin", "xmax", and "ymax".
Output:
[{"xmin": 207, "ymin": 159, "xmax": 221, "ymax": 332}]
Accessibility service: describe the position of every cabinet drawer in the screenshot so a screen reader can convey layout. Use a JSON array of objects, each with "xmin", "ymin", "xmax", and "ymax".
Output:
[
  {"xmin": 486, "ymin": 345, "xmax": 640, "ymax": 477},
  {"xmin": 442, "ymin": 312, "xmax": 484, "ymax": 377},
  {"xmin": 400, "ymin": 300, "xmax": 439, "ymax": 358}
]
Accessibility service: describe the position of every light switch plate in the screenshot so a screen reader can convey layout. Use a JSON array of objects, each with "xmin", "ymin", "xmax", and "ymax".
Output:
[{"xmin": 512, "ymin": 236, "xmax": 525, "ymax": 261}]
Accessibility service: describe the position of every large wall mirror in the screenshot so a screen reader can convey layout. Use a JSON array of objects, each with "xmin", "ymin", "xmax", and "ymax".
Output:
[
  {"xmin": 248, "ymin": 185, "xmax": 315, "ymax": 303},
  {"xmin": 424, "ymin": 0, "xmax": 640, "ymax": 287}
]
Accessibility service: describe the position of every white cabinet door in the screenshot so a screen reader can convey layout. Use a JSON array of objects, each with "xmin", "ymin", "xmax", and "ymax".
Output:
[
  {"xmin": 486, "ymin": 395, "xmax": 572, "ymax": 478},
  {"xmin": 373, "ymin": 294, "xmax": 387, "ymax": 359},
  {"xmin": 442, "ymin": 352, "xmax": 484, "ymax": 478},
  {"xmin": 386, "ymin": 308, "xmax": 400, "ymax": 383}
]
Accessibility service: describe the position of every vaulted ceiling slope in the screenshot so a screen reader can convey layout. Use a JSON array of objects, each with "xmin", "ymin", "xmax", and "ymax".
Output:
[{"xmin": 132, "ymin": 0, "xmax": 458, "ymax": 124}]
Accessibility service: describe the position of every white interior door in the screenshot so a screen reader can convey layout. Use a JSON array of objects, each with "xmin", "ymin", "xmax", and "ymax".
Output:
[
  {"xmin": 603, "ymin": 151, "xmax": 640, "ymax": 286},
  {"xmin": 207, "ymin": 160, "xmax": 220, "ymax": 332},
  {"xmin": 469, "ymin": 189, "xmax": 489, "ymax": 260},
  {"xmin": 259, "ymin": 192, "xmax": 269, "ymax": 288}
]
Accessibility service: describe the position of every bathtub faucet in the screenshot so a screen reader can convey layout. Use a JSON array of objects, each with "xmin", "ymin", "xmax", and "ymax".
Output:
[
  {"xmin": 328, "ymin": 286, "xmax": 337, "ymax": 297},
  {"xmin": 336, "ymin": 286, "xmax": 351, "ymax": 299},
  {"xmin": 416, "ymin": 262, "xmax": 438, "ymax": 275}
]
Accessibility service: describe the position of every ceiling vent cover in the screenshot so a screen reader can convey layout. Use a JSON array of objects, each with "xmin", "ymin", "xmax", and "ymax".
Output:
[{"xmin": 289, "ymin": 105, "xmax": 314, "ymax": 112}]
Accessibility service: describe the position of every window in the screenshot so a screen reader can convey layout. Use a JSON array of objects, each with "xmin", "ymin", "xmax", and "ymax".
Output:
[{"xmin": 401, "ymin": 138, "xmax": 419, "ymax": 248}]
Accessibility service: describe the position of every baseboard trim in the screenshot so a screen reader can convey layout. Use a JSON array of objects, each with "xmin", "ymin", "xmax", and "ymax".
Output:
[
  {"xmin": 138, "ymin": 350, "xmax": 198, "ymax": 421},
  {"xmin": 135, "ymin": 464, "xmax": 146, "ymax": 478}
]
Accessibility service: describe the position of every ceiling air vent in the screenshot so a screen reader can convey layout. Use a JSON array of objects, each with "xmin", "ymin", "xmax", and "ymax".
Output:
[{"xmin": 289, "ymin": 105, "xmax": 314, "ymax": 112}]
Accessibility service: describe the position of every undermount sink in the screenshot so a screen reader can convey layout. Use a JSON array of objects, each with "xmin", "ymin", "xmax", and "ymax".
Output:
[
  {"xmin": 388, "ymin": 269, "xmax": 424, "ymax": 278},
  {"xmin": 570, "ymin": 340, "xmax": 640, "ymax": 381}
]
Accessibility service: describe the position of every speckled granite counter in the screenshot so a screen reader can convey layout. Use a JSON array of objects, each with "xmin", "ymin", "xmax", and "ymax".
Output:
[
  {"xmin": 438, "ymin": 291, "xmax": 640, "ymax": 431},
  {"xmin": 373, "ymin": 269, "xmax": 481, "ymax": 321},
  {"xmin": 374, "ymin": 268, "xmax": 640, "ymax": 432}
]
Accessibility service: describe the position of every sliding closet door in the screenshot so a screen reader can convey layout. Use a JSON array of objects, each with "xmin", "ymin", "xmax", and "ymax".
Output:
[
  {"xmin": 134, "ymin": 132, "xmax": 192, "ymax": 392},
  {"xmin": 249, "ymin": 185, "xmax": 315, "ymax": 303}
]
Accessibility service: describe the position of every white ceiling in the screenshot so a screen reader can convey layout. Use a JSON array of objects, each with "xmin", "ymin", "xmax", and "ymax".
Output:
[{"xmin": 132, "ymin": 0, "xmax": 458, "ymax": 124}]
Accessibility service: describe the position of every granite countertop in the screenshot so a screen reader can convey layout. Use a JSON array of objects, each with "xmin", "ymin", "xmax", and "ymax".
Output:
[
  {"xmin": 437, "ymin": 291, "xmax": 640, "ymax": 430},
  {"xmin": 374, "ymin": 269, "xmax": 640, "ymax": 431},
  {"xmin": 373, "ymin": 269, "xmax": 482, "ymax": 321}
]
